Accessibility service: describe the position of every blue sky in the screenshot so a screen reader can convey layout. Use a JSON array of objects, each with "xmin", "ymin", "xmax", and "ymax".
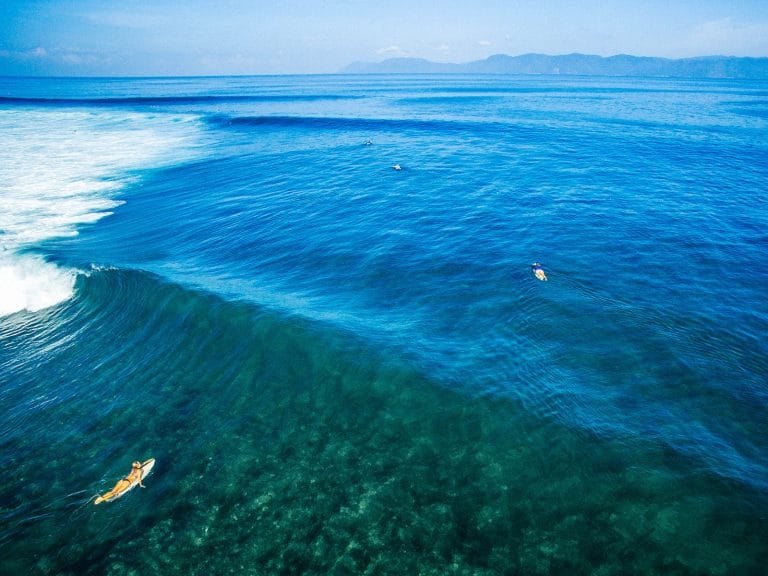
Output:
[{"xmin": 1, "ymin": 0, "xmax": 767, "ymax": 76}]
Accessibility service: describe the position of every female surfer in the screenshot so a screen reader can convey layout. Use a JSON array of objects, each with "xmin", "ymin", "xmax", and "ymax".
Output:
[{"xmin": 94, "ymin": 461, "xmax": 146, "ymax": 505}]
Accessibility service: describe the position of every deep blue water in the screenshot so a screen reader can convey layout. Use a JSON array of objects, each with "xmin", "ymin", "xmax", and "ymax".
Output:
[{"xmin": 1, "ymin": 74, "xmax": 767, "ymax": 574}]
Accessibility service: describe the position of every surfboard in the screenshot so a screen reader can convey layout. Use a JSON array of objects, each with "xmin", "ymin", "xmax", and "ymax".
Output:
[
  {"xmin": 94, "ymin": 458, "xmax": 155, "ymax": 504},
  {"xmin": 139, "ymin": 458, "xmax": 155, "ymax": 481}
]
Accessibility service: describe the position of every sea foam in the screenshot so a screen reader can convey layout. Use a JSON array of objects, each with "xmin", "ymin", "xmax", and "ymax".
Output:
[
  {"xmin": 0, "ymin": 254, "xmax": 76, "ymax": 316},
  {"xmin": 0, "ymin": 109, "xmax": 199, "ymax": 316}
]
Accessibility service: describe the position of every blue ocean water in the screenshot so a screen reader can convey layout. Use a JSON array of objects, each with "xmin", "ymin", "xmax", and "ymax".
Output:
[{"xmin": 1, "ymin": 74, "xmax": 767, "ymax": 574}]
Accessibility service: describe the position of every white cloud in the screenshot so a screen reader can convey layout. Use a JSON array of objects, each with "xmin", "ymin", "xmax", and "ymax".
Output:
[
  {"xmin": 436, "ymin": 43, "xmax": 450, "ymax": 52},
  {"xmin": 0, "ymin": 47, "xmax": 49, "ymax": 60},
  {"xmin": 85, "ymin": 11, "xmax": 159, "ymax": 29},
  {"xmin": 376, "ymin": 45, "xmax": 408, "ymax": 56},
  {"xmin": 61, "ymin": 52, "xmax": 103, "ymax": 66},
  {"xmin": 62, "ymin": 53, "xmax": 83, "ymax": 65},
  {"xmin": 0, "ymin": 45, "xmax": 114, "ymax": 72},
  {"xmin": 477, "ymin": 40, "xmax": 492, "ymax": 47},
  {"xmin": 198, "ymin": 53, "xmax": 258, "ymax": 74},
  {"xmin": 683, "ymin": 17, "xmax": 768, "ymax": 56}
]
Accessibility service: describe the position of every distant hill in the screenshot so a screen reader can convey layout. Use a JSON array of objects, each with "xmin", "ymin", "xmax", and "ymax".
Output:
[{"xmin": 341, "ymin": 53, "xmax": 768, "ymax": 79}]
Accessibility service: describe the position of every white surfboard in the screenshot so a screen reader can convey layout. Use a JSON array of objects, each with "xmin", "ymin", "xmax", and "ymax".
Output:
[
  {"xmin": 138, "ymin": 458, "xmax": 155, "ymax": 481},
  {"xmin": 94, "ymin": 458, "xmax": 155, "ymax": 504}
]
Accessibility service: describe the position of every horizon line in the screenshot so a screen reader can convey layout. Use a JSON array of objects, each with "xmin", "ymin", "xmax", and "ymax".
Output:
[{"xmin": 3, "ymin": 52, "xmax": 768, "ymax": 80}]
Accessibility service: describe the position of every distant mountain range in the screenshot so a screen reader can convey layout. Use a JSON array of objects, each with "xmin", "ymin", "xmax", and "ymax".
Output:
[{"xmin": 341, "ymin": 53, "xmax": 768, "ymax": 79}]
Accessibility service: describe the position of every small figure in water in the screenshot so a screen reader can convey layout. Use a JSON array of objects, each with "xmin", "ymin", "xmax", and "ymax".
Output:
[
  {"xmin": 364, "ymin": 139, "xmax": 373, "ymax": 146},
  {"xmin": 94, "ymin": 461, "xmax": 146, "ymax": 505},
  {"xmin": 392, "ymin": 164, "xmax": 402, "ymax": 171},
  {"xmin": 531, "ymin": 262, "xmax": 547, "ymax": 281}
]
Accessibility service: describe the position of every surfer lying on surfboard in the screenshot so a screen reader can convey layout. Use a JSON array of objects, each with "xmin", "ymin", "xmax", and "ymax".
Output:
[
  {"xmin": 94, "ymin": 459, "xmax": 155, "ymax": 505},
  {"xmin": 531, "ymin": 262, "xmax": 547, "ymax": 281}
]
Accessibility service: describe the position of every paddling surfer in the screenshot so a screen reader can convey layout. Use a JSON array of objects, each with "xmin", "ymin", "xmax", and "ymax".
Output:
[
  {"xmin": 94, "ymin": 461, "xmax": 146, "ymax": 505},
  {"xmin": 531, "ymin": 262, "xmax": 547, "ymax": 281}
]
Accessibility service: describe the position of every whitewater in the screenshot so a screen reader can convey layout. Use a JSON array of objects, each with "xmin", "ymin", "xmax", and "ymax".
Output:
[{"xmin": 0, "ymin": 107, "xmax": 200, "ymax": 315}]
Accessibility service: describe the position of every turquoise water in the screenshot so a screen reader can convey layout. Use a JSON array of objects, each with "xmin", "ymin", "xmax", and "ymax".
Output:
[{"xmin": 1, "ymin": 75, "xmax": 767, "ymax": 574}]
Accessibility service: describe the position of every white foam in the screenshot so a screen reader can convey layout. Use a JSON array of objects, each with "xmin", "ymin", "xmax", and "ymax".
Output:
[
  {"xmin": 0, "ymin": 109, "xmax": 201, "ymax": 316},
  {"xmin": 0, "ymin": 254, "xmax": 76, "ymax": 316}
]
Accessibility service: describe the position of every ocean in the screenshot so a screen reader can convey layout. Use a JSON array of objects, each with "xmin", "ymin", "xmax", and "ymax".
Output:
[{"xmin": 1, "ymin": 74, "xmax": 766, "ymax": 575}]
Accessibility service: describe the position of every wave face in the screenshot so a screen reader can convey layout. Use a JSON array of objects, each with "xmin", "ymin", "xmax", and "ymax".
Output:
[{"xmin": 1, "ymin": 75, "xmax": 768, "ymax": 575}]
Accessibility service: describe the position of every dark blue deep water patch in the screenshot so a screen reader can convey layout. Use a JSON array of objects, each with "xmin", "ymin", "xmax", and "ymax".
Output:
[{"xmin": 1, "ymin": 75, "xmax": 768, "ymax": 574}]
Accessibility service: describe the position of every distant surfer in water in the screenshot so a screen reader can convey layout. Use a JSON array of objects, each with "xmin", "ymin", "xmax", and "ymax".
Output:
[
  {"xmin": 531, "ymin": 262, "xmax": 547, "ymax": 281},
  {"xmin": 94, "ymin": 460, "xmax": 148, "ymax": 505}
]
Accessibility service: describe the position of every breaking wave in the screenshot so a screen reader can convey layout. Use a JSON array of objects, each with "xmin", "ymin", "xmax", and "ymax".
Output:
[{"xmin": 0, "ymin": 109, "xmax": 200, "ymax": 316}]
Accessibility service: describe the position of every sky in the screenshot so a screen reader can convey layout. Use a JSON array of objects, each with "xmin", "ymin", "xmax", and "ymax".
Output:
[{"xmin": 1, "ymin": 0, "xmax": 767, "ymax": 76}]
